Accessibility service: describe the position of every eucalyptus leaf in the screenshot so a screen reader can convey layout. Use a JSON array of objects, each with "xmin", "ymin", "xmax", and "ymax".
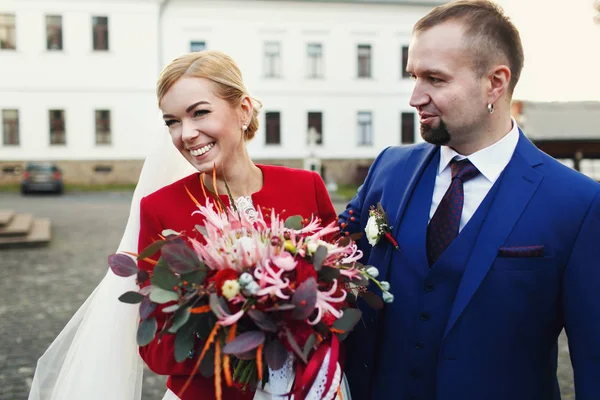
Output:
[
  {"xmin": 222, "ymin": 331, "xmax": 265, "ymax": 356},
  {"xmin": 318, "ymin": 266, "xmax": 341, "ymax": 283},
  {"xmin": 291, "ymin": 277, "xmax": 317, "ymax": 320},
  {"xmin": 248, "ymin": 309, "xmax": 278, "ymax": 333},
  {"xmin": 118, "ymin": 291, "xmax": 145, "ymax": 304},
  {"xmin": 303, "ymin": 333, "xmax": 317, "ymax": 360},
  {"xmin": 284, "ymin": 215, "xmax": 303, "ymax": 230},
  {"xmin": 332, "ymin": 308, "xmax": 362, "ymax": 333},
  {"xmin": 264, "ymin": 304, "xmax": 295, "ymax": 312},
  {"xmin": 181, "ymin": 269, "xmax": 207, "ymax": 286},
  {"xmin": 360, "ymin": 291, "xmax": 384, "ymax": 310},
  {"xmin": 139, "ymin": 296, "xmax": 157, "ymax": 320},
  {"xmin": 162, "ymin": 304, "xmax": 180, "ymax": 313},
  {"xmin": 199, "ymin": 347, "xmax": 215, "ymax": 378},
  {"xmin": 108, "ymin": 254, "xmax": 138, "ymax": 277},
  {"xmin": 264, "ymin": 339, "xmax": 288, "ymax": 370},
  {"xmin": 137, "ymin": 317, "xmax": 157, "ymax": 346},
  {"xmin": 195, "ymin": 224, "xmax": 208, "ymax": 237},
  {"xmin": 162, "ymin": 242, "xmax": 203, "ymax": 274},
  {"xmin": 312, "ymin": 245, "xmax": 328, "ymax": 271},
  {"xmin": 150, "ymin": 261, "xmax": 179, "ymax": 291},
  {"xmin": 284, "ymin": 327, "xmax": 307, "ymax": 364},
  {"xmin": 168, "ymin": 307, "xmax": 191, "ymax": 333},
  {"xmin": 137, "ymin": 240, "xmax": 167, "ymax": 261},
  {"xmin": 149, "ymin": 287, "xmax": 180, "ymax": 304},
  {"xmin": 174, "ymin": 323, "xmax": 195, "ymax": 362}
]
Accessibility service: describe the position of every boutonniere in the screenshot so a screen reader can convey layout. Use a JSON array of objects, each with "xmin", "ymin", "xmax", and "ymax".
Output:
[{"xmin": 365, "ymin": 203, "xmax": 399, "ymax": 250}]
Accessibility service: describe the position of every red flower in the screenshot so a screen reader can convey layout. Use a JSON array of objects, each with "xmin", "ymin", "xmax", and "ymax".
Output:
[
  {"xmin": 321, "ymin": 312, "xmax": 337, "ymax": 328},
  {"xmin": 295, "ymin": 258, "xmax": 317, "ymax": 285},
  {"xmin": 213, "ymin": 268, "xmax": 239, "ymax": 297},
  {"xmin": 283, "ymin": 320, "xmax": 315, "ymax": 350}
]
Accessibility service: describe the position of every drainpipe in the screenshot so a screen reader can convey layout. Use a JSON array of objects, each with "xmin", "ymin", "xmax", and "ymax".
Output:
[{"xmin": 157, "ymin": 0, "xmax": 173, "ymax": 75}]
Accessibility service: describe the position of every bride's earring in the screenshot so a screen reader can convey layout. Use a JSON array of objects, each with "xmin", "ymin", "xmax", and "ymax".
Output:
[{"xmin": 487, "ymin": 103, "xmax": 495, "ymax": 114}]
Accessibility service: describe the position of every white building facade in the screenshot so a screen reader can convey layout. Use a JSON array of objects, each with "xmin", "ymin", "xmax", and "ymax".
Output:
[{"xmin": 0, "ymin": 0, "xmax": 443, "ymax": 185}]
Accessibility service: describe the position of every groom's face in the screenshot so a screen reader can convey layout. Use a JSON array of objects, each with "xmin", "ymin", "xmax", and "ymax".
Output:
[{"xmin": 407, "ymin": 22, "xmax": 489, "ymax": 149}]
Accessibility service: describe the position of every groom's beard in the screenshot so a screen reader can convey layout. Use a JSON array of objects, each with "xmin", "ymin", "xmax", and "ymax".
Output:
[{"xmin": 421, "ymin": 119, "xmax": 451, "ymax": 146}]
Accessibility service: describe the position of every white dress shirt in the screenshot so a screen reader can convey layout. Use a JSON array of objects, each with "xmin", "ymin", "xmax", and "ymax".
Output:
[{"xmin": 429, "ymin": 118, "xmax": 520, "ymax": 231}]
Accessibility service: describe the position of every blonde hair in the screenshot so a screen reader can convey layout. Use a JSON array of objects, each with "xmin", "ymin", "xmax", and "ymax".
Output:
[{"xmin": 157, "ymin": 50, "xmax": 262, "ymax": 140}]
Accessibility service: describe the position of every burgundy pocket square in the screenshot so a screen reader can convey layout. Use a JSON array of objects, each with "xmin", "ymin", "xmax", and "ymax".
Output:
[{"xmin": 498, "ymin": 245, "xmax": 545, "ymax": 258}]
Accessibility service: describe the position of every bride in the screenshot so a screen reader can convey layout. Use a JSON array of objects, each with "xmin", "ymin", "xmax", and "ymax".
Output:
[{"xmin": 28, "ymin": 50, "xmax": 351, "ymax": 400}]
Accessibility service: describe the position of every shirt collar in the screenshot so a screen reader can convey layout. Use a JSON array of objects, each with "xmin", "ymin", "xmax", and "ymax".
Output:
[{"xmin": 438, "ymin": 117, "xmax": 520, "ymax": 183}]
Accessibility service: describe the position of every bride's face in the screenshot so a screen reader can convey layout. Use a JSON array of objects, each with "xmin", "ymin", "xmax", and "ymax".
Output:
[{"xmin": 160, "ymin": 76, "xmax": 246, "ymax": 174}]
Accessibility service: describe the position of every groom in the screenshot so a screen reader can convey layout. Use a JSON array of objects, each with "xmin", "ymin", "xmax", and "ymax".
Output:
[{"xmin": 339, "ymin": 1, "xmax": 600, "ymax": 399}]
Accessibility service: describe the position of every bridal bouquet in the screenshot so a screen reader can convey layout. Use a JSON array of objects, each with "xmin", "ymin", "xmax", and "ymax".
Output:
[{"xmin": 108, "ymin": 185, "xmax": 392, "ymax": 400}]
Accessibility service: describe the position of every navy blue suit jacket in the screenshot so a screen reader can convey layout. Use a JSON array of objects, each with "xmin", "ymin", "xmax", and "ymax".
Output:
[{"xmin": 340, "ymin": 133, "xmax": 600, "ymax": 400}]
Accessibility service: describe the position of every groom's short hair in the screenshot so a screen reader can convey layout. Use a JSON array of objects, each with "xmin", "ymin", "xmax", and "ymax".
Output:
[{"xmin": 414, "ymin": 0, "xmax": 524, "ymax": 95}]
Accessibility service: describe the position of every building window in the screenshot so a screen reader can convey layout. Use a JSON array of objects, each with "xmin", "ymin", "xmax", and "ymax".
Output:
[
  {"xmin": 357, "ymin": 111, "xmax": 373, "ymax": 146},
  {"xmin": 357, "ymin": 44, "xmax": 371, "ymax": 78},
  {"xmin": 401, "ymin": 46, "xmax": 410, "ymax": 78},
  {"xmin": 95, "ymin": 110, "xmax": 111, "ymax": 145},
  {"xmin": 0, "ymin": 14, "xmax": 16, "ymax": 50},
  {"xmin": 46, "ymin": 15, "xmax": 63, "ymax": 50},
  {"xmin": 264, "ymin": 41, "xmax": 281, "ymax": 78},
  {"xmin": 265, "ymin": 112, "xmax": 281, "ymax": 145},
  {"xmin": 190, "ymin": 41, "xmax": 206, "ymax": 52},
  {"xmin": 401, "ymin": 112, "xmax": 415, "ymax": 144},
  {"xmin": 2, "ymin": 109, "xmax": 19, "ymax": 146},
  {"xmin": 92, "ymin": 16, "xmax": 109, "ymax": 51},
  {"xmin": 306, "ymin": 43, "xmax": 323, "ymax": 78},
  {"xmin": 307, "ymin": 112, "xmax": 323, "ymax": 145},
  {"xmin": 49, "ymin": 110, "xmax": 66, "ymax": 145}
]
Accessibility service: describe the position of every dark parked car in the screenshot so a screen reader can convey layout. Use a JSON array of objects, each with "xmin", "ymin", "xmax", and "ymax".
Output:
[{"xmin": 21, "ymin": 162, "xmax": 64, "ymax": 194}]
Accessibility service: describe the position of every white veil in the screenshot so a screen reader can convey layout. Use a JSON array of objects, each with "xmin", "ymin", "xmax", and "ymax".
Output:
[{"xmin": 28, "ymin": 132, "xmax": 196, "ymax": 400}]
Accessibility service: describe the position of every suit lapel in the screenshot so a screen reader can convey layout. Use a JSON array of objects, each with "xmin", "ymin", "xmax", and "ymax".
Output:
[
  {"xmin": 443, "ymin": 134, "xmax": 544, "ymax": 339},
  {"xmin": 379, "ymin": 144, "xmax": 437, "ymax": 281}
]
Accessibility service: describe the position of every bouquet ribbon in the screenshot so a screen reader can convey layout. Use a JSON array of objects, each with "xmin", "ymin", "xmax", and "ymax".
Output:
[{"xmin": 291, "ymin": 334, "xmax": 340, "ymax": 400}]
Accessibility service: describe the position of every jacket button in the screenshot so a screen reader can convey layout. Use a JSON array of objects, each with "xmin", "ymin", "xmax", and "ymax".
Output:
[
  {"xmin": 409, "ymin": 369, "xmax": 418, "ymax": 378},
  {"xmin": 424, "ymin": 283, "xmax": 434, "ymax": 292},
  {"xmin": 420, "ymin": 313, "xmax": 430, "ymax": 321},
  {"xmin": 415, "ymin": 341, "xmax": 424, "ymax": 350}
]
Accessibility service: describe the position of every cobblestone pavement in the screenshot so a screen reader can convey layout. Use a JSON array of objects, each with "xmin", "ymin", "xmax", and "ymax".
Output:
[{"xmin": 0, "ymin": 192, "xmax": 574, "ymax": 400}]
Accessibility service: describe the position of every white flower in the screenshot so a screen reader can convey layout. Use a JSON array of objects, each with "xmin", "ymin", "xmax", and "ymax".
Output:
[
  {"xmin": 245, "ymin": 281, "xmax": 260, "ymax": 296},
  {"xmin": 382, "ymin": 292, "xmax": 394, "ymax": 303},
  {"xmin": 380, "ymin": 281, "xmax": 391, "ymax": 291},
  {"xmin": 222, "ymin": 279, "xmax": 240, "ymax": 300},
  {"xmin": 307, "ymin": 240, "xmax": 319, "ymax": 254},
  {"xmin": 365, "ymin": 215, "xmax": 380, "ymax": 246},
  {"xmin": 366, "ymin": 266, "xmax": 379, "ymax": 278},
  {"xmin": 239, "ymin": 272, "xmax": 254, "ymax": 286}
]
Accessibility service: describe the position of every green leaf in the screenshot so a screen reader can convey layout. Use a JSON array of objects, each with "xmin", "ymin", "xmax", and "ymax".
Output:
[
  {"xmin": 149, "ymin": 287, "xmax": 180, "ymax": 304},
  {"xmin": 318, "ymin": 266, "xmax": 341, "ymax": 283},
  {"xmin": 200, "ymin": 346, "xmax": 216, "ymax": 378},
  {"xmin": 181, "ymin": 269, "xmax": 207, "ymax": 286},
  {"xmin": 284, "ymin": 215, "xmax": 303, "ymax": 230},
  {"xmin": 303, "ymin": 333, "xmax": 317, "ymax": 360},
  {"xmin": 291, "ymin": 277, "xmax": 317, "ymax": 320},
  {"xmin": 222, "ymin": 331, "xmax": 265, "ymax": 356},
  {"xmin": 138, "ymin": 240, "xmax": 168, "ymax": 260},
  {"xmin": 332, "ymin": 308, "xmax": 362, "ymax": 333},
  {"xmin": 137, "ymin": 317, "xmax": 157, "ymax": 346},
  {"xmin": 151, "ymin": 261, "xmax": 179, "ymax": 291},
  {"xmin": 162, "ymin": 242, "xmax": 203, "ymax": 274},
  {"xmin": 353, "ymin": 274, "xmax": 370, "ymax": 287},
  {"xmin": 162, "ymin": 304, "xmax": 180, "ymax": 313},
  {"xmin": 118, "ymin": 291, "xmax": 145, "ymax": 304},
  {"xmin": 264, "ymin": 338, "xmax": 288, "ymax": 370},
  {"xmin": 264, "ymin": 304, "xmax": 295, "ymax": 312},
  {"xmin": 209, "ymin": 293, "xmax": 230, "ymax": 317},
  {"xmin": 312, "ymin": 245, "xmax": 328, "ymax": 271},
  {"xmin": 168, "ymin": 306, "xmax": 191, "ymax": 333},
  {"xmin": 349, "ymin": 232, "xmax": 364, "ymax": 242},
  {"xmin": 108, "ymin": 254, "xmax": 138, "ymax": 277},
  {"xmin": 174, "ymin": 320, "xmax": 196, "ymax": 362}
]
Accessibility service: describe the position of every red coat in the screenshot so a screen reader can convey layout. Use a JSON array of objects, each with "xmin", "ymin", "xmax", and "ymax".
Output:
[{"xmin": 138, "ymin": 164, "xmax": 337, "ymax": 400}]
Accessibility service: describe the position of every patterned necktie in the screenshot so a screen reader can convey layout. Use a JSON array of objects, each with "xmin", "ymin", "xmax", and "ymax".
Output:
[{"xmin": 426, "ymin": 158, "xmax": 480, "ymax": 267}]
